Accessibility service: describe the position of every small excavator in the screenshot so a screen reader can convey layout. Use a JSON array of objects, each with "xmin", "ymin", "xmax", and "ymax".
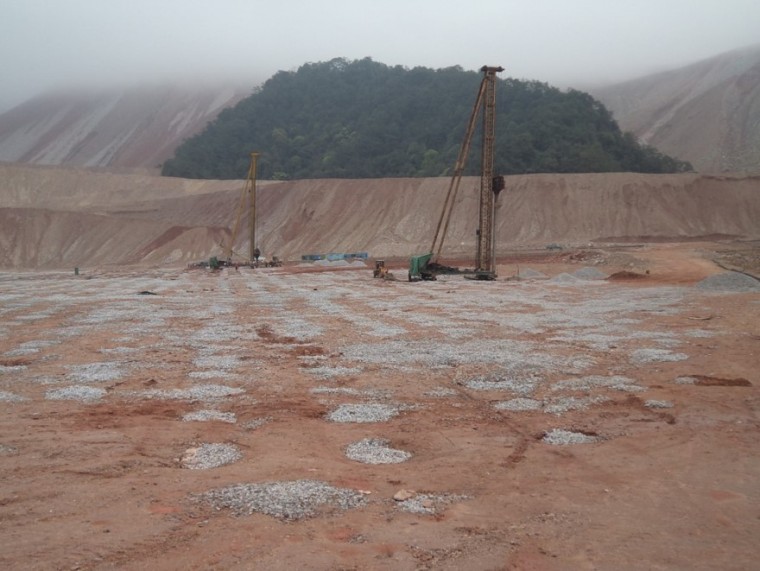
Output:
[{"xmin": 409, "ymin": 65, "xmax": 505, "ymax": 282}]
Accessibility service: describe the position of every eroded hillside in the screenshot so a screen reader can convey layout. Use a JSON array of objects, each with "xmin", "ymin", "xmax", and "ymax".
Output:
[{"xmin": 1, "ymin": 164, "xmax": 758, "ymax": 269}]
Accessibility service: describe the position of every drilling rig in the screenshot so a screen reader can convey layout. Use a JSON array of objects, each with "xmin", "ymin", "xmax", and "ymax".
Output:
[
  {"xmin": 409, "ymin": 65, "xmax": 505, "ymax": 281},
  {"xmin": 225, "ymin": 152, "xmax": 261, "ymax": 265}
]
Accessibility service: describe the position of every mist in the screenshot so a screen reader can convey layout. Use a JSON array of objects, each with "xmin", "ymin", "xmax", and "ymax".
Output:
[{"xmin": 2, "ymin": 0, "xmax": 759, "ymax": 112}]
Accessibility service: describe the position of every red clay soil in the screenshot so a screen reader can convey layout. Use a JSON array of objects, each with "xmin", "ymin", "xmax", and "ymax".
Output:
[{"xmin": 0, "ymin": 243, "xmax": 758, "ymax": 570}]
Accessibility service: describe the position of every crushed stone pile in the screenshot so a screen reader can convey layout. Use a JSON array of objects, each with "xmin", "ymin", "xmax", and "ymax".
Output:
[
  {"xmin": 518, "ymin": 268, "xmax": 547, "ymax": 279},
  {"xmin": 696, "ymin": 271, "xmax": 760, "ymax": 292},
  {"xmin": 494, "ymin": 397, "xmax": 542, "ymax": 411},
  {"xmin": 137, "ymin": 384, "xmax": 244, "ymax": 401},
  {"xmin": 182, "ymin": 410, "xmax": 237, "ymax": 423},
  {"xmin": 543, "ymin": 429, "xmax": 600, "ymax": 445},
  {"xmin": 573, "ymin": 267, "xmax": 607, "ymax": 280},
  {"xmin": 45, "ymin": 385, "xmax": 106, "ymax": 402},
  {"xmin": 201, "ymin": 480, "xmax": 367, "ymax": 520},
  {"xmin": 395, "ymin": 493, "xmax": 469, "ymax": 515},
  {"xmin": 182, "ymin": 443, "xmax": 241, "ymax": 469},
  {"xmin": 0, "ymin": 390, "xmax": 27, "ymax": 403},
  {"xmin": 645, "ymin": 400, "xmax": 674, "ymax": 409},
  {"xmin": 551, "ymin": 375, "xmax": 643, "ymax": 393},
  {"xmin": 630, "ymin": 349, "xmax": 688, "ymax": 364},
  {"xmin": 345, "ymin": 438, "xmax": 412, "ymax": 464},
  {"xmin": 327, "ymin": 403, "xmax": 399, "ymax": 423}
]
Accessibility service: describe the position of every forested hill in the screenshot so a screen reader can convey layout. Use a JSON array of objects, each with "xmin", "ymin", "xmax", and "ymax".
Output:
[{"xmin": 161, "ymin": 58, "xmax": 692, "ymax": 180}]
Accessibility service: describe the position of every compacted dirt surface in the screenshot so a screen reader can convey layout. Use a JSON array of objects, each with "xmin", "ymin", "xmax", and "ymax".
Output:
[{"xmin": 1, "ymin": 243, "xmax": 759, "ymax": 570}]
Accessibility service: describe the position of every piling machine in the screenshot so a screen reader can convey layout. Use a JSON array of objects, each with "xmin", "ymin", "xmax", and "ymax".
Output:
[{"xmin": 409, "ymin": 65, "xmax": 505, "ymax": 281}]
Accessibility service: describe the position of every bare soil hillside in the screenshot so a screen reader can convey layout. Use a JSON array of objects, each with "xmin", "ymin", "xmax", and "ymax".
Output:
[
  {"xmin": 0, "ymin": 84, "xmax": 251, "ymax": 171},
  {"xmin": 594, "ymin": 44, "xmax": 760, "ymax": 173},
  {"xmin": 0, "ymin": 165, "xmax": 759, "ymax": 270}
]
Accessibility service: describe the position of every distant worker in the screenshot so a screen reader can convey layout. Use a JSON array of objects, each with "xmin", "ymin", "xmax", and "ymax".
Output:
[{"xmin": 254, "ymin": 247, "xmax": 261, "ymax": 262}]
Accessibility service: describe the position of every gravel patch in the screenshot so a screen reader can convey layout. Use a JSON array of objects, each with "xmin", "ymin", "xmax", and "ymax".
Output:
[
  {"xmin": 696, "ymin": 272, "xmax": 760, "ymax": 292},
  {"xmin": 494, "ymin": 398, "xmax": 543, "ymax": 411},
  {"xmin": 0, "ymin": 390, "xmax": 27, "ymax": 403},
  {"xmin": 305, "ymin": 366, "xmax": 363, "ymax": 380},
  {"xmin": 327, "ymin": 403, "xmax": 400, "ymax": 423},
  {"xmin": 549, "ymin": 272, "xmax": 581, "ymax": 284},
  {"xmin": 675, "ymin": 376, "xmax": 697, "ymax": 385},
  {"xmin": 551, "ymin": 375, "xmax": 643, "ymax": 393},
  {"xmin": 425, "ymin": 387, "xmax": 458, "ymax": 398},
  {"xmin": 461, "ymin": 373, "xmax": 540, "ymax": 396},
  {"xmin": 137, "ymin": 384, "xmax": 244, "ymax": 401},
  {"xmin": 66, "ymin": 361, "xmax": 125, "ymax": 383},
  {"xmin": 0, "ymin": 364, "xmax": 28, "ymax": 374},
  {"xmin": 345, "ymin": 438, "xmax": 412, "ymax": 464},
  {"xmin": 645, "ymin": 400, "xmax": 674, "ymax": 409},
  {"xmin": 192, "ymin": 354, "xmax": 242, "ymax": 370},
  {"xmin": 518, "ymin": 268, "xmax": 547, "ymax": 279},
  {"xmin": 201, "ymin": 480, "xmax": 367, "ymax": 520},
  {"xmin": 573, "ymin": 267, "xmax": 607, "ymax": 280},
  {"xmin": 188, "ymin": 370, "xmax": 240, "ymax": 380},
  {"xmin": 543, "ymin": 395, "xmax": 608, "ymax": 415},
  {"xmin": 242, "ymin": 417, "xmax": 271, "ymax": 430},
  {"xmin": 542, "ymin": 429, "xmax": 600, "ymax": 445},
  {"xmin": 182, "ymin": 443, "xmax": 242, "ymax": 469},
  {"xmin": 0, "ymin": 444, "xmax": 17, "ymax": 455},
  {"xmin": 396, "ymin": 493, "xmax": 469, "ymax": 515},
  {"xmin": 5, "ymin": 340, "xmax": 60, "ymax": 356},
  {"xmin": 45, "ymin": 386, "xmax": 106, "ymax": 402},
  {"xmin": 182, "ymin": 410, "xmax": 237, "ymax": 423},
  {"xmin": 630, "ymin": 349, "xmax": 688, "ymax": 364}
]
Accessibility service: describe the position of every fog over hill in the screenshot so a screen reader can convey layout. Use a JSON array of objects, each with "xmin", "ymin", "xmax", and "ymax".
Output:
[
  {"xmin": 0, "ymin": 84, "xmax": 251, "ymax": 172},
  {"xmin": 0, "ymin": 46, "xmax": 758, "ymax": 175},
  {"xmin": 594, "ymin": 44, "xmax": 760, "ymax": 174}
]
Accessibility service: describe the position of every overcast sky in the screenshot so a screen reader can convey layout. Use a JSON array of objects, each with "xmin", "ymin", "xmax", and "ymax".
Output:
[{"xmin": 2, "ymin": 0, "xmax": 759, "ymax": 112}]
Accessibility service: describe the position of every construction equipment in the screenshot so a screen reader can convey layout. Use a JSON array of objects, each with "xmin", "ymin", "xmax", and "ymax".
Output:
[
  {"xmin": 225, "ymin": 152, "xmax": 261, "ymax": 265},
  {"xmin": 373, "ymin": 260, "xmax": 388, "ymax": 278},
  {"xmin": 410, "ymin": 65, "xmax": 505, "ymax": 281}
]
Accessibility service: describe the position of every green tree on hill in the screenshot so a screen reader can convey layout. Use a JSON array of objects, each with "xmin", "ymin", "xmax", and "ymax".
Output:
[{"xmin": 161, "ymin": 57, "xmax": 692, "ymax": 180}]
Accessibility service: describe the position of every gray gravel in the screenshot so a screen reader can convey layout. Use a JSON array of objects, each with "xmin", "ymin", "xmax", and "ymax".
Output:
[
  {"xmin": 396, "ymin": 493, "xmax": 469, "ymax": 515},
  {"xmin": 137, "ymin": 384, "xmax": 244, "ymax": 401},
  {"xmin": 696, "ymin": 271, "xmax": 760, "ymax": 292},
  {"xmin": 543, "ymin": 395, "xmax": 608, "ymax": 415},
  {"xmin": 0, "ymin": 390, "xmax": 27, "ymax": 403},
  {"xmin": 327, "ymin": 403, "xmax": 400, "ymax": 423},
  {"xmin": 573, "ymin": 267, "xmax": 607, "ymax": 280},
  {"xmin": 45, "ymin": 386, "xmax": 106, "ymax": 402},
  {"xmin": 182, "ymin": 410, "xmax": 237, "ymax": 423},
  {"xmin": 201, "ymin": 480, "xmax": 367, "ymax": 520},
  {"xmin": 182, "ymin": 443, "xmax": 242, "ymax": 469},
  {"xmin": 494, "ymin": 397, "xmax": 542, "ymax": 411},
  {"xmin": 645, "ymin": 400, "xmax": 674, "ymax": 409},
  {"xmin": 345, "ymin": 438, "xmax": 412, "ymax": 464},
  {"xmin": 304, "ymin": 366, "xmax": 363, "ymax": 380},
  {"xmin": 66, "ymin": 361, "xmax": 125, "ymax": 383},
  {"xmin": 630, "ymin": 349, "xmax": 688, "ymax": 364},
  {"xmin": 542, "ymin": 429, "xmax": 600, "ymax": 445},
  {"xmin": 551, "ymin": 375, "xmax": 643, "ymax": 393}
]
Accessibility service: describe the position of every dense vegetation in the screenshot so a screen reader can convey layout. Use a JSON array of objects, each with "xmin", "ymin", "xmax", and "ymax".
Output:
[{"xmin": 162, "ymin": 58, "xmax": 692, "ymax": 180}]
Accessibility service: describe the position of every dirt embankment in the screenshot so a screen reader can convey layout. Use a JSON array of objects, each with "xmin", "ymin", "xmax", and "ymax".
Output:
[{"xmin": 0, "ymin": 164, "xmax": 758, "ymax": 269}]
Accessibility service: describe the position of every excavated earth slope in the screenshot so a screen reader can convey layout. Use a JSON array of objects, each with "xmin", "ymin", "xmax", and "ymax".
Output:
[
  {"xmin": 594, "ymin": 44, "xmax": 760, "ymax": 173},
  {"xmin": 0, "ymin": 164, "xmax": 759, "ymax": 269}
]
